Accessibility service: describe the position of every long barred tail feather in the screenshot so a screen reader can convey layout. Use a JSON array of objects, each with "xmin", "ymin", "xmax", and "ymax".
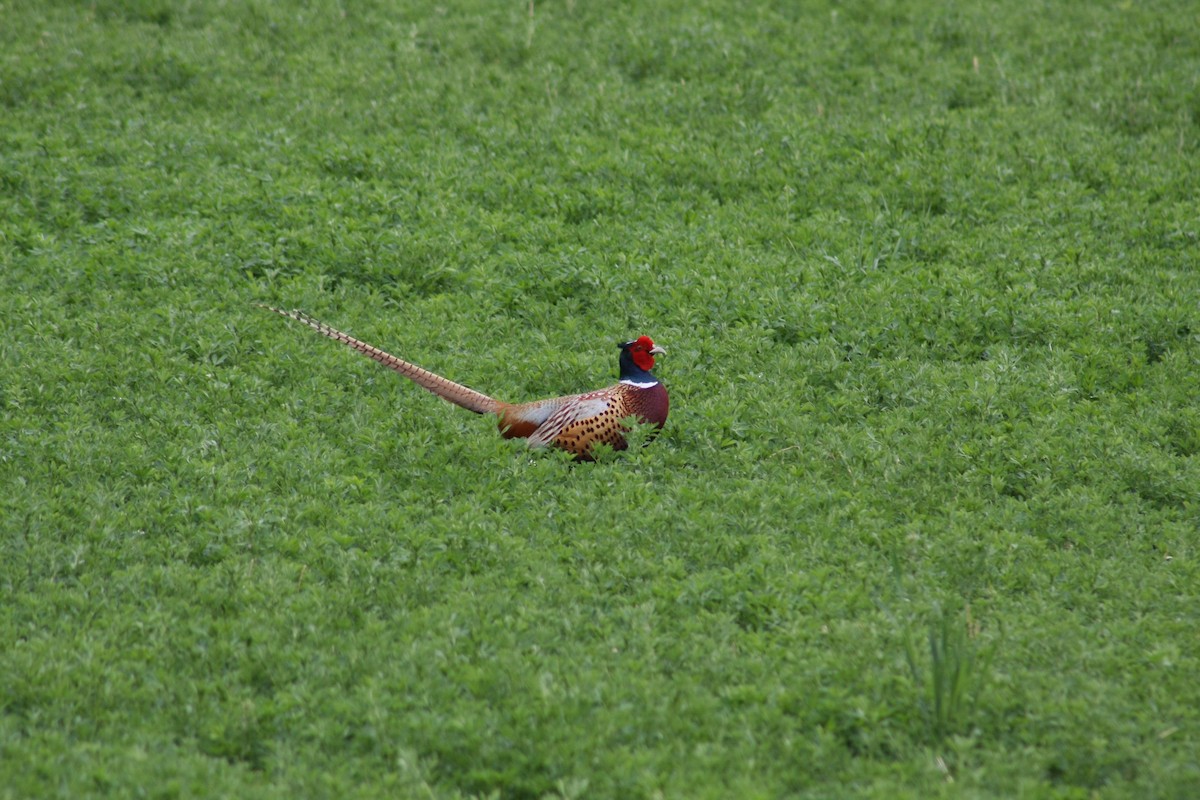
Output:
[{"xmin": 258, "ymin": 305, "xmax": 501, "ymax": 415}]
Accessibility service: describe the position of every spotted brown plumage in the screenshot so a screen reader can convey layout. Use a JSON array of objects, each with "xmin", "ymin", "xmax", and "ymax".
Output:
[{"xmin": 259, "ymin": 306, "xmax": 669, "ymax": 460}]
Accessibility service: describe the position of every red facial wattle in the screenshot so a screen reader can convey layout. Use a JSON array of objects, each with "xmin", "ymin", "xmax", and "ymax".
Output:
[{"xmin": 631, "ymin": 336, "xmax": 658, "ymax": 371}]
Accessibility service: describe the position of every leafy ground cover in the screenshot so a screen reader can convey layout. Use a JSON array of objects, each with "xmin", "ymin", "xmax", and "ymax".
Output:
[{"xmin": 2, "ymin": 0, "xmax": 1198, "ymax": 797}]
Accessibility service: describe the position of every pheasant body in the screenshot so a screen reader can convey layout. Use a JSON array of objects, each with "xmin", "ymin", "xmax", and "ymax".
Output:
[{"xmin": 260, "ymin": 307, "xmax": 668, "ymax": 460}]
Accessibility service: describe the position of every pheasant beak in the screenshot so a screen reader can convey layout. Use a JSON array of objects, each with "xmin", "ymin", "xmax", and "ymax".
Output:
[{"xmin": 649, "ymin": 344, "xmax": 666, "ymax": 356}]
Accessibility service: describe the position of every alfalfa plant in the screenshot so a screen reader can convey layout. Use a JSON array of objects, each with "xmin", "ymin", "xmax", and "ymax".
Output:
[{"xmin": 903, "ymin": 601, "xmax": 997, "ymax": 744}]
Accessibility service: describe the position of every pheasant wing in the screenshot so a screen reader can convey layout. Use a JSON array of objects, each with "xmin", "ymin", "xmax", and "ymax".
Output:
[{"xmin": 525, "ymin": 387, "xmax": 625, "ymax": 452}]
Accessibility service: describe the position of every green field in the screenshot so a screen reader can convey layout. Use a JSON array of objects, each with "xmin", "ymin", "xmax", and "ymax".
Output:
[{"xmin": 3, "ymin": 0, "xmax": 1199, "ymax": 797}]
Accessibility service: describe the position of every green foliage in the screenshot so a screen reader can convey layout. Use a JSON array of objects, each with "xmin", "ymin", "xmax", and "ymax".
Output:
[
  {"xmin": 903, "ymin": 603, "xmax": 996, "ymax": 745},
  {"xmin": 3, "ymin": 0, "xmax": 1200, "ymax": 797}
]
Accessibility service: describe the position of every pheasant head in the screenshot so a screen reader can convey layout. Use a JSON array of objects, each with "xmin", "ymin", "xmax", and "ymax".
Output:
[{"xmin": 619, "ymin": 336, "xmax": 666, "ymax": 384}]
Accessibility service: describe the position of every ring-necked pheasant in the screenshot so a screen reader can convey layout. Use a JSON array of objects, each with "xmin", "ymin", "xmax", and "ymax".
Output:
[{"xmin": 259, "ymin": 306, "xmax": 669, "ymax": 460}]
